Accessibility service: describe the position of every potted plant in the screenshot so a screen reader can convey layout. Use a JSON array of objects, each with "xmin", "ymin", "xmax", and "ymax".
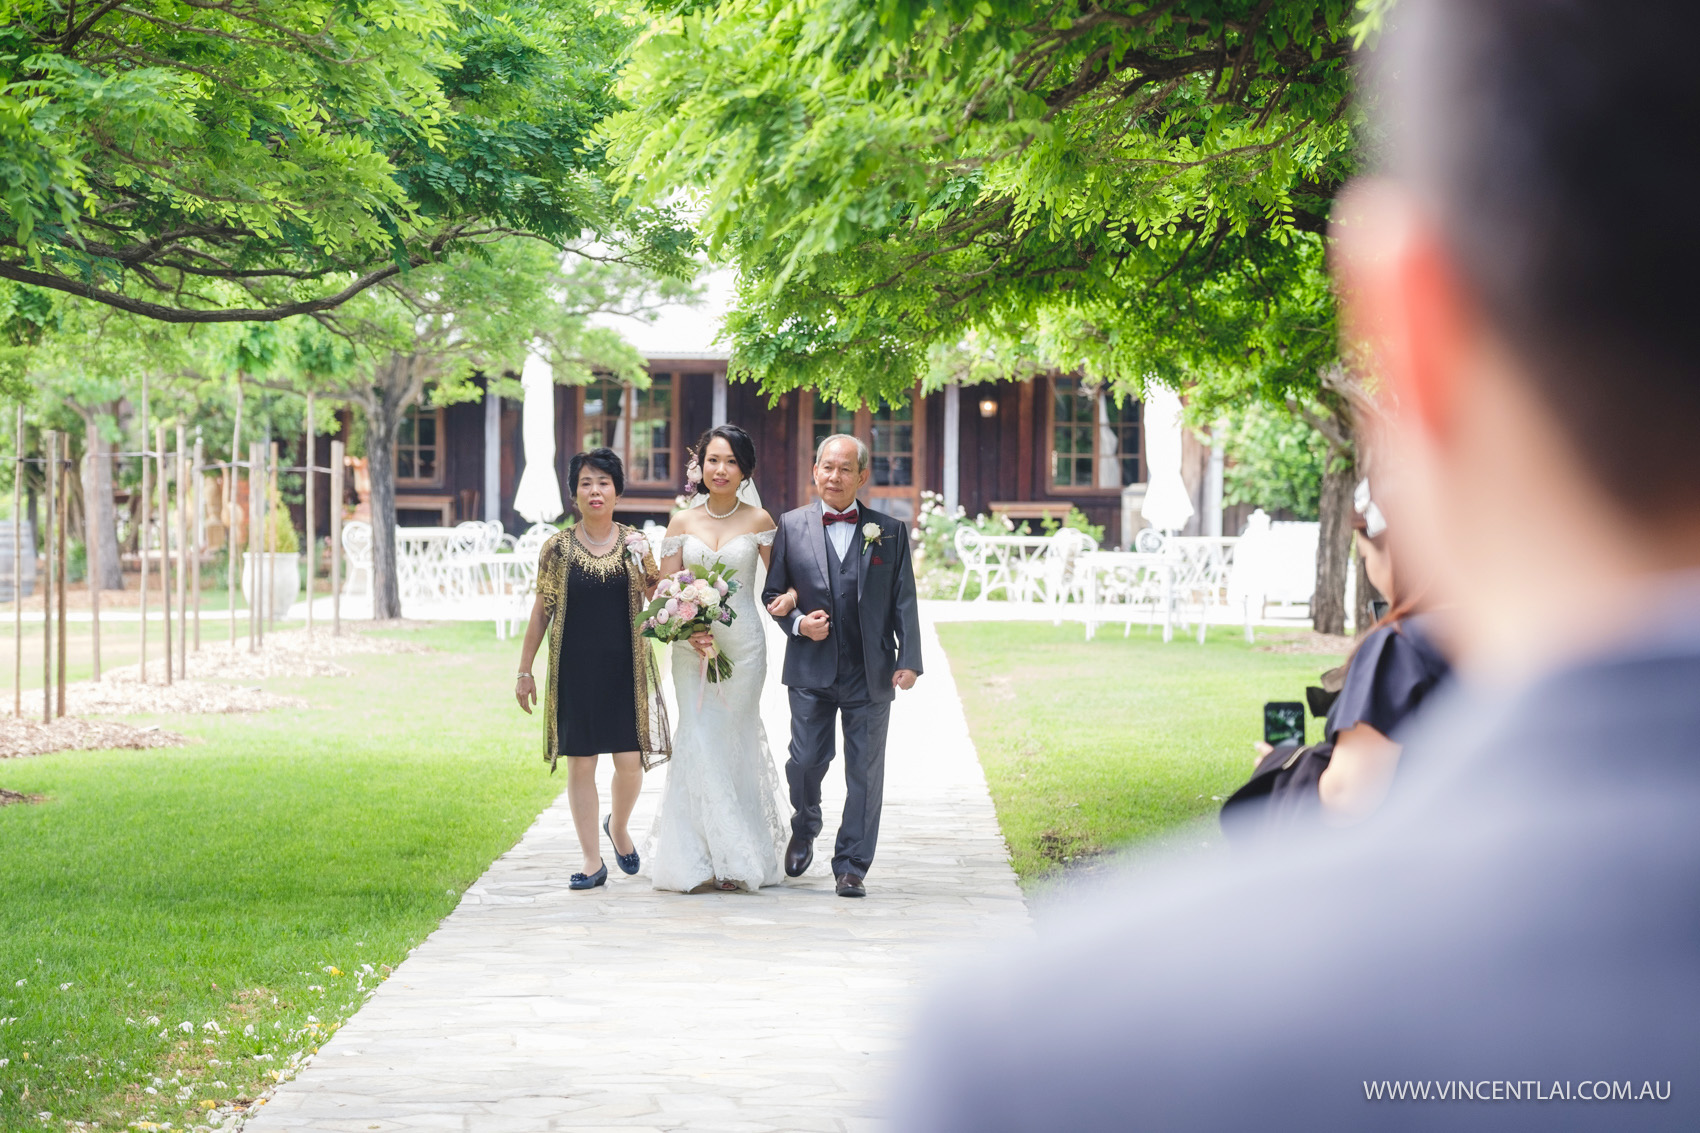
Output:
[{"xmin": 241, "ymin": 485, "xmax": 301, "ymax": 619}]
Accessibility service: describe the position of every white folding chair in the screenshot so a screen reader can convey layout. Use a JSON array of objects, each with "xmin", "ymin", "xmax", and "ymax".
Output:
[
  {"xmin": 953, "ymin": 527, "xmax": 1006, "ymax": 601},
  {"xmin": 340, "ymin": 521, "xmax": 373, "ymax": 597}
]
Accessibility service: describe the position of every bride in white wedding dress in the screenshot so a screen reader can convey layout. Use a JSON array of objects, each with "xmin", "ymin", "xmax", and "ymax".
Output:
[{"xmin": 644, "ymin": 425, "xmax": 794, "ymax": 892}]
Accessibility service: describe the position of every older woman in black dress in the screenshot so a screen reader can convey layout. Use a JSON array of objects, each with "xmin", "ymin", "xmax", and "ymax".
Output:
[{"xmin": 515, "ymin": 448, "xmax": 669, "ymax": 890}]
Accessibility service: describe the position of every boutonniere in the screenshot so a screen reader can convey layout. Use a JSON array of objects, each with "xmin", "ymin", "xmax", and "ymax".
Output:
[
  {"xmin": 624, "ymin": 528, "xmax": 651, "ymax": 564},
  {"xmin": 861, "ymin": 521, "xmax": 883, "ymax": 553}
]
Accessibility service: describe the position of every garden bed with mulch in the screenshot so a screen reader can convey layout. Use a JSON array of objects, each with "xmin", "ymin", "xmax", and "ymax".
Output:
[
  {"xmin": 1254, "ymin": 630, "xmax": 1357, "ymax": 655},
  {"xmin": 106, "ymin": 627, "xmax": 434, "ymax": 682},
  {"xmin": 0, "ymin": 715, "xmax": 189, "ymax": 760}
]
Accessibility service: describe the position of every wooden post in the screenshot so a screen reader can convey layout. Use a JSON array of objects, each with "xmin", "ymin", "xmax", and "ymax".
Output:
[
  {"xmin": 156, "ymin": 424, "xmax": 172, "ymax": 685},
  {"xmin": 41, "ymin": 431, "xmax": 53, "ymax": 723},
  {"xmin": 176, "ymin": 423, "xmax": 188, "ymax": 675},
  {"xmin": 304, "ymin": 394, "xmax": 315, "ymax": 635},
  {"xmin": 228, "ymin": 386, "xmax": 242, "ymax": 648},
  {"xmin": 139, "ymin": 381, "xmax": 150, "ymax": 682},
  {"xmin": 267, "ymin": 439, "xmax": 279, "ymax": 635},
  {"xmin": 193, "ymin": 435, "xmax": 203, "ymax": 651},
  {"xmin": 330, "ymin": 438, "xmax": 344, "ymax": 636},
  {"xmin": 55, "ymin": 438, "xmax": 66, "ymax": 717},
  {"xmin": 247, "ymin": 442, "xmax": 260, "ymax": 652},
  {"xmin": 86, "ymin": 437, "xmax": 101, "ymax": 682},
  {"xmin": 256, "ymin": 440, "xmax": 268, "ymax": 647},
  {"xmin": 13, "ymin": 407, "xmax": 22, "ymax": 717}
]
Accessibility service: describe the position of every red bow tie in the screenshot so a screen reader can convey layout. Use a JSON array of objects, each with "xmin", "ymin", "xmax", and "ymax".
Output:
[{"xmin": 823, "ymin": 509, "xmax": 860, "ymax": 526}]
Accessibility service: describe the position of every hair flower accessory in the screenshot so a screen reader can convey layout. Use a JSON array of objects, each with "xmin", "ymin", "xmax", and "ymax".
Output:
[{"xmin": 861, "ymin": 521, "xmax": 882, "ymax": 552}]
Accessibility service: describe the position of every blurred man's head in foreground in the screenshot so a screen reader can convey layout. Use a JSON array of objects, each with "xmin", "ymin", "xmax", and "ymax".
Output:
[{"xmin": 1335, "ymin": 0, "xmax": 1700, "ymax": 681}]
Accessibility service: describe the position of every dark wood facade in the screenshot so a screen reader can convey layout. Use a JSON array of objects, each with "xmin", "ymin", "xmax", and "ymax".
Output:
[{"xmin": 404, "ymin": 366, "xmax": 1184, "ymax": 548}]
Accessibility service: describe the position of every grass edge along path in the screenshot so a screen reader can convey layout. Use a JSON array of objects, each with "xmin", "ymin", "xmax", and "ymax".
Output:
[
  {"xmin": 0, "ymin": 623, "xmax": 563, "ymax": 1131},
  {"xmin": 938, "ymin": 622, "xmax": 1345, "ymax": 887}
]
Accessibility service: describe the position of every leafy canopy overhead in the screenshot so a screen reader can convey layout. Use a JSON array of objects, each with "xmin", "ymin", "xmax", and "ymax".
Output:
[
  {"xmin": 0, "ymin": 0, "xmax": 671, "ymax": 323},
  {"xmin": 608, "ymin": 0, "xmax": 1366, "ymax": 404}
]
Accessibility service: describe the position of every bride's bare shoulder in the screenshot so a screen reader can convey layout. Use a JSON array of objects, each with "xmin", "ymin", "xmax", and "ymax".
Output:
[
  {"xmin": 747, "ymin": 507, "xmax": 777, "ymax": 532},
  {"xmin": 666, "ymin": 508, "xmax": 698, "ymax": 535}
]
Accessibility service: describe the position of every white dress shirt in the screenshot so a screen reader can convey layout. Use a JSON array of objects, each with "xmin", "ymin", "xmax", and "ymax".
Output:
[{"xmin": 792, "ymin": 502, "xmax": 860, "ymax": 635}]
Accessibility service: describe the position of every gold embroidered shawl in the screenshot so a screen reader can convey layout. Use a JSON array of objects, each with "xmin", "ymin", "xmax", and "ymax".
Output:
[{"xmin": 536, "ymin": 524, "xmax": 670, "ymax": 771}]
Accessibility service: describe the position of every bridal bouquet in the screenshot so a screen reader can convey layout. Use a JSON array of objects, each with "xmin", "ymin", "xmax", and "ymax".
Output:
[{"xmin": 639, "ymin": 562, "xmax": 740, "ymax": 683}]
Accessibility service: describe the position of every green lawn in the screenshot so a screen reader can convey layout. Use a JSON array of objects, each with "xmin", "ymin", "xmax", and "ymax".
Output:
[
  {"xmin": 937, "ymin": 622, "xmax": 1345, "ymax": 884},
  {"xmin": 0, "ymin": 622, "xmax": 562, "ymax": 1129}
]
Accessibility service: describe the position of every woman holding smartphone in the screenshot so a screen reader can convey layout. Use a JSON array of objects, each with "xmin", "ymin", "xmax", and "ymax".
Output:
[
  {"xmin": 1311, "ymin": 481, "xmax": 1450, "ymax": 822},
  {"xmin": 1229, "ymin": 478, "xmax": 1450, "ymax": 833}
]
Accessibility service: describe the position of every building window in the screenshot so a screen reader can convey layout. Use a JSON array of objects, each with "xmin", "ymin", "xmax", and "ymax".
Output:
[
  {"xmin": 630, "ymin": 375, "xmax": 673, "ymax": 484},
  {"xmin": 811, "ymin": 399, "xmax": 857, "ymax": 458},
  {"xmin": 396, "ymin": 405, "xmax": 444, "ymax": 486},
  {"xmin": 581, "ymin": 374, "xmax": 676, "ymax": 486},
  {"xmin": 582, "ymin": 377, "xmax": 625, "ymax": 456},
  {"xmin": 1050, "ymin": 376, "xmax": 1140, "ymax": 490},
  {"xmin": 870, "ymin": 402, "xmax": 914, "ymax": 487}
]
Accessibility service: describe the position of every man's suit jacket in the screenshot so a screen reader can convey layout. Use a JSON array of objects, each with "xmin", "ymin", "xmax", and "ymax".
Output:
[
  {"xmin": 895, "ymin": 634, "xmax": 1700, "ymax": 1131},
  {"xmin": 762, "ymin": 499, "xmax": 922, "ymax": 702}
]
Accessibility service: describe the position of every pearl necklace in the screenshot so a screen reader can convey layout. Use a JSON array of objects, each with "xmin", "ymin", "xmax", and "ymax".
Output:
[
  {"xmin": 704, "ymin": 497, "xmax": 741, "ymax": 520},
  {"xmin": 577, "ymin": 524, "xmax": 617, "ymax": 550}
]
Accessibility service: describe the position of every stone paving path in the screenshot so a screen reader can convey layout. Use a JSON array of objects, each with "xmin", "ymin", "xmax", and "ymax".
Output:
[{"xmin": 244, "ymin": 616, "xmax": 1029, "ymax": 1132}]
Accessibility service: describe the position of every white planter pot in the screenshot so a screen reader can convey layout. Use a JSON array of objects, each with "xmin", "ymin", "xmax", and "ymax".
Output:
[{"xmin": 241, "ymin": 551, "xmax": 301, "ymax": 620}]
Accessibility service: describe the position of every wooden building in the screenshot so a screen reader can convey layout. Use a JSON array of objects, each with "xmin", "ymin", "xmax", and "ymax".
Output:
[
  {"xmin": 385, "ymin": 366, "xmax": 1201, "ymax": 549},
  {"xmin": 386, "ymin": 273, "xmax": 1214, "ymax": 546}
]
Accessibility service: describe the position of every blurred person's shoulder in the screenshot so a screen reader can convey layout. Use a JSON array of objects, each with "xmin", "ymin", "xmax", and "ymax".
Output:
[{"xmin": 895, "ymin": 646, "xmax": 1700, "ymax": 1132}]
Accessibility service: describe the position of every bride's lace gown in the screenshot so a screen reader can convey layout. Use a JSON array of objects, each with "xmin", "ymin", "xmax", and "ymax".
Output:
[{"xmin": 644, "ymin": 530, "xmax": 788, "ymax": 891}]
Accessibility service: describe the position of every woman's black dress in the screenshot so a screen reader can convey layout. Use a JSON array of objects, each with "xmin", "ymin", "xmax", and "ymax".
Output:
[
  {"xmin": 556, "ymin": 541, "xmax": 641, "ymax": 758},
  {"xmin": 1324, "ymin": 615, "xmax": 1450, "ymax": 747}
]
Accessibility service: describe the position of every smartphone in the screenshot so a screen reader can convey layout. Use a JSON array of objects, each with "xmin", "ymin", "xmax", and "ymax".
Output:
[
  {"xmin": 1263, "ymin": 701, "xmax": 1306, "ymax": 747},
  {"xmin": 1370, "ymin": 598, "xmax": 1390, "ymax": 622}
]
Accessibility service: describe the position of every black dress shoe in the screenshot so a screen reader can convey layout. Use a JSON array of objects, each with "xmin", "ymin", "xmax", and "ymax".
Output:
[
  {"xmin": 835, "ymin": 872, "xmax": 865, "ymax": 898},
  {"xmin": 569, "ymin": 863, "xmax": 608, "ymax": 890},
  {"xmin": 785, "ymin": 834, "xmax": 814, "ymax": 878},
  {"xmin": 604, "ymin": 815, "xmax": 640, "ymax": 875}
]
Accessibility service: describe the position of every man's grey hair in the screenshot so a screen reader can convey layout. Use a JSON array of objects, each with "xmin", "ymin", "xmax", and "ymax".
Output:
[{"xmin": 814, "ymin": 433, "xmax": 869, "ymax": 472}]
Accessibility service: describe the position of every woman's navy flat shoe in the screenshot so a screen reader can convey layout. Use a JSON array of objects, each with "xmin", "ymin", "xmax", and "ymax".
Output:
[
  {"xmin": 569, "ymin": 863, "xmax": 608, "ymax": 890},
  {"xmin": 604, "ymin": 815, "xmax": 641, "ymax": 875}
]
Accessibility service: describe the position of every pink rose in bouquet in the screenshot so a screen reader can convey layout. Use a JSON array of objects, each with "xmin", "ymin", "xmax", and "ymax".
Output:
[{"xmin": 637, "ymin": 560, "xmax": 742, "ymax": 682}]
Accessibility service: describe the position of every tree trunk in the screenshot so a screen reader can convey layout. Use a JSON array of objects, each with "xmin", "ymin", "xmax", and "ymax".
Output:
[
  {"xmin": 79, "ymin": 413, "xmax": 124, "ymax": 590},
  {"xmin": 364, "ymin": 394, "xmax": 403, "ymax": 620},
  {"xmin": 1354, "ymin": 543, "xmax": 1383, "ymax": 633},
  {"xmin": 1312, "ymin": 448, "xmax": 1355, "ymax": 635}
]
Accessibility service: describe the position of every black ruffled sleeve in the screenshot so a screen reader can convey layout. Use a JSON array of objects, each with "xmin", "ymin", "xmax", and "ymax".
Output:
[{"xmin": 1324, "ymin": 619, "xmax": 1450, "ymax": 743}]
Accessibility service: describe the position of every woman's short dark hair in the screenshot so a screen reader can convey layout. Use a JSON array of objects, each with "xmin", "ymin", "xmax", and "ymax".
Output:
[
  {"xmin": 569, "ymin": 447, "xmax": 624, "ymax": 497},
  {"xmin": 690, "ymin": 424, "xmax": 756, "ymax": 495}
]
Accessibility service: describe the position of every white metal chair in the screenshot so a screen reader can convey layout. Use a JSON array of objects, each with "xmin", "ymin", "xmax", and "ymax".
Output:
[
  {"xmin": 1040, "ymin": 528, "xmax": 1100, "ymax": 613},
  {"xmin": 340, "ymin": 521, "xmax": 373, "ymax": 597},
  {"xmin": 515, "ymin": 522, "xmax": 559, "ymax": 562},
  {"xmin": 953, "ymin": 527, "xmax": 1009, "ymax": 600}
]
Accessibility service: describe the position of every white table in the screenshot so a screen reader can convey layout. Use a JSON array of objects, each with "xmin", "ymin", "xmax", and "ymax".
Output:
[
  {"xmin": 395, "ymin": 527, "xmax": 464, "ymax": 601},
  {"xmin": 965, "ymin": 534, "xmax": 1057, "ymax": 601},
  {"xmin": 1079, "ymin": 550, "xmax": 1175, "ymax": 641}
]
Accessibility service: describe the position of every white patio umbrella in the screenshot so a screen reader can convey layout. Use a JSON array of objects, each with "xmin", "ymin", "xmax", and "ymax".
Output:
[
  {"xmin": 511, "ymin": 348, "xmax": 564, "ymax": 524},
  {"xmin": 1139, "ymin": 384, "xmax": 1196, "ymax": 533}
]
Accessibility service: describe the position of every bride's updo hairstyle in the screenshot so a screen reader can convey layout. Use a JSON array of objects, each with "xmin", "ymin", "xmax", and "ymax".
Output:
[{"xmin": 690, "ymin": 424, "xmax": 757, "ymax": 495}]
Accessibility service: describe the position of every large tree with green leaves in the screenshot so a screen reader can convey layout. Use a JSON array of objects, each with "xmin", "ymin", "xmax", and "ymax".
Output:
[
  {"xmin": 0, "ymin": 0, "xmax": 668, "ymax": 322},
  {"xmin": 609, "ymin": 0, "xmax": 1373, "ymax": 628},
  {"xmin": 609, "ymin": 0, "xmax": 1364, "ymax": 400},
  {"xmin": 255, "ymin": 240, "xmax": 693, "ymax": 618}
]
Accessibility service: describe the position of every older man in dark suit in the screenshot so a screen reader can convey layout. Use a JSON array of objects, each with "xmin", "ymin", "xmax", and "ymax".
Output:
[
  {"xmin": 764, "ymin": 433, "xmax": 923, "ymax": 898},
  {"xmin": 897, "ymin": 1, "xmax": 1700, "ymax": 1128}
]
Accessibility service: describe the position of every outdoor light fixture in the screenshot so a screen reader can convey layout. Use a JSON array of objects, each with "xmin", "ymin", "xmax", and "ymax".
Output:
[{"xmin": 979, "ymin": 398, "xmax": 999, "ymax": 418}]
